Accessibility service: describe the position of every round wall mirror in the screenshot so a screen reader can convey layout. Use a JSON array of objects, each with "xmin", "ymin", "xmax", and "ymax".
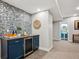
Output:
[{"xmin": 33, "ymin": 20, "xmax": 41, "ymax": 29}]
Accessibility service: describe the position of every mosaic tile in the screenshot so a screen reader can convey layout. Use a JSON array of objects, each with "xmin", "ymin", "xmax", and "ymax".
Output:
[{"xmin": 0, "ymin": 1, "xmax": 32, "ymax": 35}]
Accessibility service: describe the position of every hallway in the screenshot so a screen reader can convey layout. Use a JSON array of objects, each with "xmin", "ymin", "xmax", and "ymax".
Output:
[{"xmin": 42, "ymin": 40, "xmax": 79, "ymax": 59}]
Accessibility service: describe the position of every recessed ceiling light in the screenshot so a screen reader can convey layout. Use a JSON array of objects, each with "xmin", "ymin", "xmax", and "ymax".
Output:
[
  {"xmin": 73, "ymin": 14, "xmax": 77, "ymax": 16},
  {"xmin": 76, "ymin": 7, "xmax": 79, "ymax": 10},
  {"xmin": 37, "ymin": 9, "xmax": 41, "ymax": 11}
]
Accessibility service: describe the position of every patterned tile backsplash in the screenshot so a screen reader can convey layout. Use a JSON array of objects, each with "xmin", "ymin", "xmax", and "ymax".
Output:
[{"xmin": 0, "ymin": 1, "xmax": 32, "ymax": 35}]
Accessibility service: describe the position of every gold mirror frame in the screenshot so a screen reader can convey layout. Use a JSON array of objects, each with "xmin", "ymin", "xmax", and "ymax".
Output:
[
  {"xmin": 74, "ymin": 20, "xmax": 79, "ymax": 30},
  {"xmin": 33, "ymin": 20, "xmax": 41, "ymax": 29}
]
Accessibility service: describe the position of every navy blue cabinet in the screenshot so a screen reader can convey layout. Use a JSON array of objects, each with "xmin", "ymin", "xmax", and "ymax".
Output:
[
  {"xmin": 1, "ymin": 38, "xmax": 24, "ymax": 59},
  {"xmin": 33, "ymin": 35, "xmax": 39, "ymax": 51},
  {"xmin": 7, "ymin": 38, "xmax": 24, "ymax": 59},
  {"xmin": 1, "ymin": 35, "xmax": 39, "ymax": 59}
]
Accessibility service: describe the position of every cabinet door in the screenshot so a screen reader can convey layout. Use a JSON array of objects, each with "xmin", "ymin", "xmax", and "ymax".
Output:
[
  {"xmin": 7, "ymin": 39, "xmax": 24, "ymax": 59},
  {"xmin": 33, "ymin": 35, "xmax": 39, "ymax": 50},
  {"xmin": 0, "ymin": 40, "xmax": 1, "ymax": 59}
]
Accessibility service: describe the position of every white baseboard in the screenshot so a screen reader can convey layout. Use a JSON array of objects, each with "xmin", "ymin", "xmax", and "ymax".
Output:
[
  {"xmin": 68, "ymin": 40, "xmax": 72, "ymax": 42},
  {"xmin": 39, "ymin": 47, "xmax": 53, "ymax": 52}
]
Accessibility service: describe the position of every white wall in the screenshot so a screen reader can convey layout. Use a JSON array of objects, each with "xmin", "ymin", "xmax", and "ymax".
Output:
[
  {"xmin": 48, "ymin": 12, "xmax": 53, "ymax": 49},
  {"xmin": 53, "ymin": 22, "xmax": 60, "ymax": 40},
  {"xmin": 32, "ymin": 11, "xmax": 53, "ymax": 51},
  {"xmin": 64, "ymin": 17, "xmax": 79, "ymax": 42}
]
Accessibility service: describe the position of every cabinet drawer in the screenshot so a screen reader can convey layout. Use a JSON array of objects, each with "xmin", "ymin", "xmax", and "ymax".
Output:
[{"xmin": 8, "ymin": 38, "xmax": 24, "ymax": 45}]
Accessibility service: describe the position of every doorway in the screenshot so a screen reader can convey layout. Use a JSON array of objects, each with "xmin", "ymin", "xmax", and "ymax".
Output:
[{"xmin": 60, "ymin": 24, "xmax": 68, "ymax": 40}]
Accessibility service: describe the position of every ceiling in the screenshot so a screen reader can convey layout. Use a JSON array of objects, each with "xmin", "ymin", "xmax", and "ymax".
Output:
[
  {"xmin": 2, "ymin": 0, "xmax": 79, "ymax": 21},
  {"xmin": 2, "ymin": 0, "xmax": 53, "ymax": 14},
  {"xmin": 57, "ymin": 0, "xmax": 79, "ymax": 18},
  {"xmin": 2, "ymin": 0, "xmax": 62, "ymax": 21},
  {"xmin": 49, "ymin": 0, "xmax": 63, "ymax": 21}
]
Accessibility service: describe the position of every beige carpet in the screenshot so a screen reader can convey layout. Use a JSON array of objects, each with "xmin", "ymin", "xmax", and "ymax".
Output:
[
  {"xmin": 25, "ymin": 50, "xmax": 47, "ymax": 59},
  {"xmin": 25, "ymin": 40, "xmax": 79, "ymax": 59},
  {"xmin": 42, "ymin": 40, "xmax": 79, "ymax": 59}
]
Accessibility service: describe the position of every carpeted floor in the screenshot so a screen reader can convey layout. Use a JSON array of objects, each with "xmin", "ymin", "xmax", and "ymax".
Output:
[
  {"xmin": 42, "ymin": 40, "xmax": 79, "ymax": 59},
  {"xmin": 25, "ymin": 40, "xmax": 79, "ymax": 59},
  {"xmin": 25, "ymin": 50, "xmax": 47, "ymax": 59}
]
